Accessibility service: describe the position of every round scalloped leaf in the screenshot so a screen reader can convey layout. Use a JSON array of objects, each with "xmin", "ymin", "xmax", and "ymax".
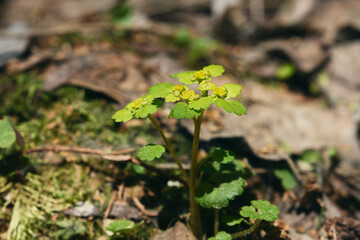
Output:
[
  {"xmin": 203, "ymin": 65, "xmax": 225, "ymax": 77},
  {"xmin": 106, "ymin": 220, "xmax": 144, "ymax": 234},
  {"xmin": 0, "ymin": 118, "xmax": 16, "ymax": 148},
  {"xmin": 208, "ymin": 231, "xmax": 232, "ymax": 240},
  {"xmin": 169, "ymin": 102, "xmax": 201, "ymax": 119},
  {"xmin": 212, "ymin": 148, "xmax": 236, "ymax": 164},
  {"xmin": 215, "ymin": 99, "xmax": 247, "ymax": 116},
  {"xmin": 148, "ymin": 83, "xmax": 174, "ymax": 98},
  {"xmin": 188, "ymin": 96, "xmax": 213, "ymax": 110},
  {"xmin": 223, "ymin": 83, "xmax": 242, "ymax": 99},
  {"xmin": 137, "ymin": 144, "xmax": 166, "ymax": 161},
  {"xmin": 170, "ymin": 71, "xmax": 195, "ymax": 84},
  {"xmin": 165, "ymin": 94, "xmax": 180, "ymax": 103},
  {"xmin": 134, "ymin": 99, "xmax": 163, "ymax": 118},
  {"xmin": 240, "ymin": 200, "xmax": 280, "ymax": 222},
  {"xmin": 195, "ymin": 175, "xmax": 247, "ymax": 209},
  {"xmin": 112, "ymin": 109, "xmax": 133, "ymax": 123}
]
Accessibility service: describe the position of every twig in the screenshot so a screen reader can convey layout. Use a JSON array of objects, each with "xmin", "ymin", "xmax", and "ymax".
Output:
[
  {"xmin": 24, "ymin": 145, "xmax": 188, "ymax": 188},
  {"xmin": 283, "ymin": 154, "xmax": 303, "ymax": 186},
  {"xmin": 132, "ymin": 196, "xmax": 159, "ymax": 217},
  {"xmin": 104, "ymin": 191, "xmax": 117, "ymax": 219},
  {"xmin": 0, "ymin": 20, "xmax": 175, "ymax": 39},
  {"xmin": 23, "ymin": 145, "xmax": 135, "ymax": 161},
  {"xmin": 156, "ymin": 163, "xmax": 191, "ymax": 170},
  {"xmin": 0, "ymin": 22, "xmax": 112, "ymax": 38}
]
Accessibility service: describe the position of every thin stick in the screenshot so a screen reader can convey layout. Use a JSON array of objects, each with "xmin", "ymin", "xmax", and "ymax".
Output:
[
  {"xmin": 283, "ymin": 154, "xmax": 303, "ymax": 186},
  {"xmin": 232, "ymin": 220, "xmax": 261, "ymax": 239},
  {"xmin": 23, "ymin": 145, "xmax": 135, "ymax": 155},
  {"xmin": 148, "ymin": 115, "xmax": 190, "ymax": 183},
  {"xmin": 214, "ymin": 209, "xmax": 219, "ymax": 236},
  {"xmin": 104, "ymin": 191, "xmax": 117, "ymax": 219},
  {"xmin": 132, "ymin": 196, "xmax": 158, "ymax": 217}
]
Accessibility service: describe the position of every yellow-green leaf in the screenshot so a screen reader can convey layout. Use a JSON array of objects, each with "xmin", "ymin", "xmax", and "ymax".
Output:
[
  {"xmin": 170, "ymin": 71, "xmax": 195, "ymax": 84},
  {"xmin": 203, "ymin": 65, "xmax": 225, "ymax": 77},
  {"xmin": 137, "ymin": 144, "xmax": 165, "ymax": 161},
  {"xmin": 223, "ymin": 83, "xmax": 242, "ymax": 99}
]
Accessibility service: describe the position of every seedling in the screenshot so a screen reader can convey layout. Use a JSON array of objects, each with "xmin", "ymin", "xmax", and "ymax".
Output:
[{"xmin": 112, "ymin": 65, "xmax": 279, "ymax": 239}]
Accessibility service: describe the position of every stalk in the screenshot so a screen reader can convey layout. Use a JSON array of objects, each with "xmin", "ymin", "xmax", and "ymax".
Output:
[
  {"xmin": 231, "ymin": 220, "xmax": 261, "ymax": 239},
  {"xmin": 148, "ymin": 115, "xmax": 190, "ymax": 183},
  {"xmin": 189, "ymin": 110, "xmax": 204, "ymax": 239},
  {"xmin": 214, "ymin": 209, "xmax": 219, "ymax": 236}
]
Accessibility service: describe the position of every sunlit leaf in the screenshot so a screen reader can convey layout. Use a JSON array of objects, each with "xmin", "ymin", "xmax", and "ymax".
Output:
[
  {"xmin": 106, "ymin": 219, "xmax": 144, "ymax": 234},
  {"xmin": 223, "ymin": 83, "xmax": 242, "ymax": 99},
  {"xmin": 208, "ymin": 231, "xmax": 232, "ymax": 240},
  {"xmin": 203, "ymin": 65, "xmax": 225, "ymax": 77},
  {"xmin": 215, "ymin": 99, "xmax": 247, "ymax": 116},
  {"xmin": 188, "ymin": 96, "xmax": 213, "ymax": 110},
  {"xmin": 148, "ymin": 83, "xmax": 174, "ymax": 98},
  {"xmin": 165, "ymin": 94, "xmax": 180, "ymax": 103},
  {"xmin": 170, "ymin": 71, "xmax": 195, "ymax": 84},
  {"xmin": 112, "ymin": 109, "xmax": 133, "ymax": 123},
  {"xmin": 134, "ymin": 99, "xmax": 163, "ymax": 118},
  {"xmin": 0, "ymin": 118, "xmax": 16, "ymax": 148},
  {"xmin": 169, "ymin": 102, "xmax": 201, "ymax": 119},
  {"xmin": 137, "ymin": 144, "xmax": 165, "ymax": 161}
]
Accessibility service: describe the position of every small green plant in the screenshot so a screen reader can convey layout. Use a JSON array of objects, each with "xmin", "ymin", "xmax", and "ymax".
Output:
[
  {"xmin": 106, "ymin": 219, "xmax": 144, "ymax": 240},
  {"xmin": 112, "ymin": 65, "xmax": 279, "ymax": 239},
  {"xmin": 0, "ymin": 118, "xmax": 16, "ymax": 149}
]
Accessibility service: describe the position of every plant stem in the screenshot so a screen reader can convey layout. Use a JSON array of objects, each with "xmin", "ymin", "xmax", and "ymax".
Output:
[
  {"xmin": 231, "ymin": 220, "xmax": 262, "ymax": 239},
  {"xmin": 214, "ymin": 209, "xmax": 219, "ymax": 236},
  {"xmin": 148, "ymin": 115, "xmax": 190, "ymax": 183},
  {"xmin": 189, "ymin": 110, "xmax": 204, "ymax": 240}
]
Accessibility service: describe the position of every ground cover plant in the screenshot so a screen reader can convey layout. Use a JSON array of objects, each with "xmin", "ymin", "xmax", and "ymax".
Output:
[{"xmin": 112, "ymin": 65, "xmax": 280, "ymax": 239}]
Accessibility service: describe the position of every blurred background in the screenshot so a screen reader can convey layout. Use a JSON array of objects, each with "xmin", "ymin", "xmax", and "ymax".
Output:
[{"xmin": 0, "ymin": 0, "xmax": 359, "ymax": 239}]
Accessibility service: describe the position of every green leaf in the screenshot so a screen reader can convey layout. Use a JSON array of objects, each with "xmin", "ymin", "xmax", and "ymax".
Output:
[
  {"xmin": 112, "ymin": 109, "xmax": 133, "ymax": 123},
  {"xmin": 195, "ymin": 174, "xmax": 247, "ymax": 209},
  {"xmin": 203, "ymin": 65, "xmax": 225, "ymax": 77},
  {"xmin": 208, "ymin": 231, "xmax": 232, "ymax": 240},
  {"xmin": 170, "ymin": 71, "xmax": 195, "ymax": 84},
  {"xmin": 137, "ymin": 144, "xmax": 166, "ymax": 161},
  {"xmin": 188, "ymin": 96, "xmax": 213, "ymax": 110},
  {"xmin": 134, "ymin": 99, "xmax": 163, "ymax": 118},
  {"xmin": 106, "ymin": 220, "xmax": 143, "ymax": 234},
  {"xmin": 223, "ymin": 83, "xmax": 242, "ymax": 99},
  {"xmin": 298, "ymin": 150, "xmax": 322, "ymax": 163},
  {"xmin": 240, "ymin": 200, "xmax": 280, "ymax": 222},
  {"xmin": 277, "ymin": 63, "xmax": 296, "ymax": 80},
  {"xmin": 0, "ymin": 118, "xmax": 16, "ymax": 148},
  {"xmin": 222, "ymin": 216, "xmax": 244, "ymax": 226},
  {"xmin": 148, "ymin": 83, "xmax": 174, "ymax": 98},
  {"xmin": 274, "ymin": 168, "xmax": 297, "ymax": 190},
  {"xmin": 169, "ymin": 102, "xmax": 201, "ymax": 119},
  {"xmin": 212, "ymin": 148, "xmax": 236, "ymax": 164},
  {"xmin": 215, "ymin": 99, "xmax": 247, "ymax": 116},
  {"xmin": 165, "ymin": 94, "xmax": 180, "ymax": 103}
]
